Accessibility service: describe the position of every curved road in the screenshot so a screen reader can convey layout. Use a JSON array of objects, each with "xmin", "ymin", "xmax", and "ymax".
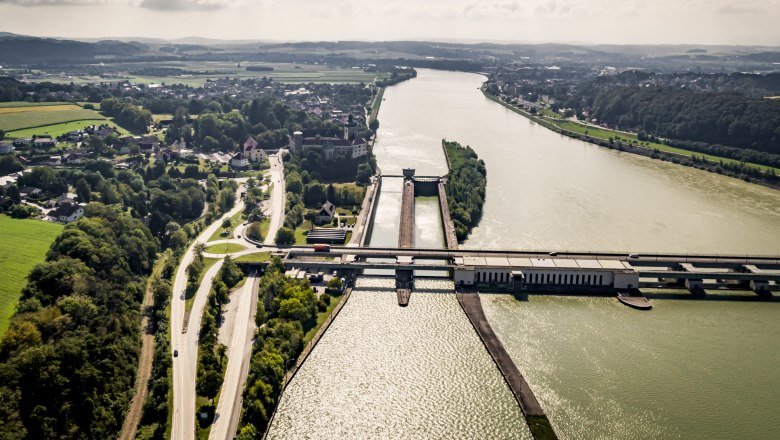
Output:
[{"xmin": 171, "ymin": 181, "xmax": 246, "ymax": 440}]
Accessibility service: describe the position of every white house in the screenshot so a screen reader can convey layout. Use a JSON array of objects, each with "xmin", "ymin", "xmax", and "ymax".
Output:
[
  {"xmin": 242, "ymin": 137, "xmax": 268, "ymax": 163},
  {"xmin": 0, "ymin": 142, "xmax": 15, "ymax": 154},
  {"xmin": 317, "ymin": 201, "xmax": 336, "ymax": 225},
  {"xmin": 230, "ymin": 152, "xmax": 249, "ymax": 169},
  {"xmin": 51, "ymin": 204, "xmax": 85, "ymax": 223}
]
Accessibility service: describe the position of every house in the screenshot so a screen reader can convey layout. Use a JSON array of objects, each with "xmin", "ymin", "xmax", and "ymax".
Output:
[
  {"xmin": 290, "ymin": 132, "xmax": 369, "ymax": 160},
  {"xmin": 19, "ymin": 186, "xmax": 42, "ymax": 199},
  {"xmin": 230, "ymin": 152, "xmax": 249, "ymax": 169},
  {"xmin": 63, "ymin": 151, "xmax": 86, "ymax": 165},
  {"xmin": 51, "ymin": 204, "xmax": 85, "ymax": 223},
  {"xmin": 95, "ymin": 126, "xmax": 120, "ymax": 139},
  {"xmin": 56, "ymin": 192, "xmax": 78, "ymax": 207},
  {"xmin": 242, "ymin": 137, "xmax": 268, "ymax": 163},
  {"xmin": 0, "ymin": 142, "xmax": 15, "ymax": 154},
  {"xmin": 66, "ymin": 130, "xmax": 86, "ymax": 142},
  {"xmin": 12, "ymin": 138, "xmax": 31, "ymax": 148},
  {"xmin": 32, "ymin": 137, "xmax": 56, "ymax": 149},
  {"xmin": 317, "ymin": 201, "xmax": 336, "ymax": 225},
  {"xmin": 138, "ymin": 135, "xmax": 159, "ymax": 153}
]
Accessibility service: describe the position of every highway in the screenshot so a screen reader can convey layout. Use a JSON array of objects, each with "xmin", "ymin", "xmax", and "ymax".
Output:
[
  {"xmin": 264, "ymin": 152, "xmax": 286, "ymax": 245},
  {"xmin": 209, "ymin": 270, "xmax": 260, "ymax": 440},
  {"xmin": 171, "ymin": 182, "xmax": 246, "ymax": 440}
]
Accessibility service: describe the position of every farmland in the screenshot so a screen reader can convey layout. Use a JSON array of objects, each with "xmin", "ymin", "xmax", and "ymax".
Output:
[
  {"xmin": 0, "ymin": 102, "xmax": 129, "ymax": 138},
  {"xmin": 0, "ymin": 215, "xmax": 63, "ymax": 336},
  {"xmin": 26, "ymin": 61, "xmax": 389, "ymax": 86}
]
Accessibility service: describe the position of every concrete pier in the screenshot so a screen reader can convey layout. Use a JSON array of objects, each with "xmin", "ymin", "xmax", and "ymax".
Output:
[
  {"xmin": 437, "ymin": 180, "xmax": 459, "ymax": 250},
  {"xmin": 457, "ymin": 292, "xmax": 557, "ymax": 440},
  {"xmin": 398, "ymin": 179, "xmax": 415, "ymax": 248}
]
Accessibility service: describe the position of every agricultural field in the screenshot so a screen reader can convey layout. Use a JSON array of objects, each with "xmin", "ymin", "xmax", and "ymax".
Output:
[
  {"xmin": 27, "ymin": 61, "xmax": 389, "ymax": 86},
  {"xmin": 0, "ymin": 215, "xmax": 63, "ymax": 336},
  {"xmin": 0, "ymin": 101, "xmax": 129, "ymax": 139},
  {"xmin": 0, "ymin": 103, "xmax": 104, "ymax": 132}
]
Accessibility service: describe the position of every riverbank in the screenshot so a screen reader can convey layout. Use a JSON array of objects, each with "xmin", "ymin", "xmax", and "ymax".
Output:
[{"xmin": 482, "ymin": 89, "xmax": 780, "ymax": 191}]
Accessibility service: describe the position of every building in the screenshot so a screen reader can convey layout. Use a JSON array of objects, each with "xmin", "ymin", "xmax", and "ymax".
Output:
[
  {"xmin": 230, "ymin": 152, "xmax": 249, "ymax": 169},
  {"xmin": 317, "ymin": 201, "xmax": 336, "ymax": 225},
  {"xmin": 32, "ymin": 137, "xmax": 56, "ymax": 149},
  {"xmin": 138, "ymin": 135, "xmax": 159, "ymax": 153},
  {"xmin": 51, "ymin": 204, "xmax": 85, "ymax": 223},
  {"xmin": 453, "ymin": 256, "xmax": 640, "ymax": 291},
  {"xmin": 290, "ymin": 131, "xmax": 368, "ymax": 160},
  {"xmin": 0, "ymin": 142, "xmax": 15, "ymax": 154},
  {"xmin": 242, "ymin": 137, "xmax": 268, "ymax": 163},
  {"xmin": 19, "ymin": 186, "xmax": 42, "ymax": 199}
]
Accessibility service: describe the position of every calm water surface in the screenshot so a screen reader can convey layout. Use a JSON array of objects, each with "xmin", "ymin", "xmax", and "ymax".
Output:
[
  {"xmin": 270, "ymin": 69, "xmax": 780, "ymax": 439},
  {"xmin": 267, "ymin": 279, "xmax": 531, "ymax": 440}
]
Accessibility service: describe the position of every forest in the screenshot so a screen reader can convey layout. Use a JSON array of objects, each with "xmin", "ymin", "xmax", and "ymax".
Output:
[
  {"xmin": 0, "ymin": 204, "xmax": 158, "ymax": 439},
  {"xmin": 443, "ymin": 140, "xmax": 487, "ymax": 242},
  {"xmin": 589, "ymin": 87, "xmax": 780, "ymax": 154}
]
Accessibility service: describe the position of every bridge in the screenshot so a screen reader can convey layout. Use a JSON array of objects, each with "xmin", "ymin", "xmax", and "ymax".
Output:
[{"xmin": 239, "ymin": 244, "xmax": 780, "ymax": 295}]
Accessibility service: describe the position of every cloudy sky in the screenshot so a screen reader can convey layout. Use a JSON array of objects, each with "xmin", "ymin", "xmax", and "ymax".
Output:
[{"xmin": 0, "ymin": 0, "xmax": 778, "ymax": 45}]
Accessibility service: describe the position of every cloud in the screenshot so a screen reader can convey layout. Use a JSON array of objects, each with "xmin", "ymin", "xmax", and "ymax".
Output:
[
  {"xmin": 0, "ymin": 0, "xmax": 106, "ymax": 5},
  {"xmin": 138, "ymin": 0, "xmax": 233, "ymax": 11}
]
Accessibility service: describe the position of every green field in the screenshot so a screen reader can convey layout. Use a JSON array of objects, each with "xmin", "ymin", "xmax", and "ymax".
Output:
[
  {"xmin": 6, "ymin": 119, "xmax": 129, "ymax": 139},
  {"xmin": 204, "ymin": 243, "xmax": 246, "ymax": 254},
  {"xmin": 0, "ymin": 101, "xmax": 69, "ymax": 108},
  {"xmin": 0, "ymin": 216, "xmax": 63, "ymax": 336},
  {"xmin": 234, "ymin": 251, "xmax": 272, "ymax": 263},
  {"xmin": 0, "ymin": 103, "xmax": 106, "ymax": 132},
  {"xmin": 26, "ymin": 62, "xmax": 388, "ymax": 86}
]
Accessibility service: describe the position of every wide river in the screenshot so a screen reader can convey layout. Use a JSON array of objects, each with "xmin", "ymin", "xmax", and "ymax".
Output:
[{"xmin": 268, "ymin": 69, "xmax": 780, "ymax": 439}]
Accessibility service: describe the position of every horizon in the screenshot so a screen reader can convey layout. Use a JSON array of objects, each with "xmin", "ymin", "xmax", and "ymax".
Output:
[{"xmin": 1, "ymin": 0, "xmax": 779, "ymax": 46}]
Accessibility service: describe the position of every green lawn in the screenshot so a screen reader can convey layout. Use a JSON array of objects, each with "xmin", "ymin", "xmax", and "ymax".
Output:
[
  {"xmin": 207, "ymin": 210, "xmax": 246, "ymax": 242},
  {"xmin": 6, "ymin": 119, "xmax": 128, "ymax": 139},
  {"xmin": 294, "ymin": 221, "xmax": 314, "ymax": 245},
  {"xmin": 185, "ymin": 257, "xmax": 219, "ymax": 314},
  {"xmin": 0, "ymin": 101, "xmax": 71, "ymax": 108},
  {"xmin": 204, "ymin": 243, "xmax": 246, "ymax": 254},
  {"xmin": 0, "ymin": 216, "xmax": 63, "ymax": 336},
  {"xmin": 234, "ymin": 251, "xmax": 272, "ymax": 263}
]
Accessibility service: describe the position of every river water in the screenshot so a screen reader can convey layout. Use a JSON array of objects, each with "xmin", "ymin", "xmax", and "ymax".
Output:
[{"xmin": 269, "ymin": 69, "xmax": 780, "ymax": 439}]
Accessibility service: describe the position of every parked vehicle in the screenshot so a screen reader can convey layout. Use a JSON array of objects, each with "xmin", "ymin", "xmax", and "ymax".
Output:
[{"xmin": 313, "ymin": 244, "xmax": 331, "ymax": 252}]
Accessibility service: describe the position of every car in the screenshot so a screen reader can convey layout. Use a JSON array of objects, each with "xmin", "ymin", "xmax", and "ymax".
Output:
[
  {"xmin": 628, "ymin": 253, "xmax": 640, "ymax": 258},
  {"xmin": 173, "ymin": 349, "xmax": 178, "ymax": 357},
  {"xmin": 237, "ymin": 234, "xmax": 241, "ymax": 238},
  {"xmin": 548, "ymin": 251, "xmax": 558, "ymax": 257}
]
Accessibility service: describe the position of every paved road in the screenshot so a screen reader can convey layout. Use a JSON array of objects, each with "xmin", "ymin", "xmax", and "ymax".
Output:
[
  {"xmin": 209, "ymin": 270, "xmax": 260, "ymax": 440},
  {"xmin": 171, "ymin": 181, "xmax": 246, "ymax": 440},
  {"xmin": 264, "ymin": 152, "xmax": 286, "ymax": 245}
]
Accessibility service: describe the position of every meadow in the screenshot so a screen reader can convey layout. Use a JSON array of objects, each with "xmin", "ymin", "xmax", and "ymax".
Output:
[
  {"xmin": 0, "ymin": 101, "xmax": 129, "ymax": 138},
  {"xmin": 0, "ymin": 215, "xmax": 63, "ymax": 336}
]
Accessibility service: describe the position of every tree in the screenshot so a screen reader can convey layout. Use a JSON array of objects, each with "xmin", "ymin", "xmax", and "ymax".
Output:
[
  {"xmin": 0, "ymin": 155, "xmax": 23, "ymax": 175},
  {"xmin": 327, "ymin": 277, "xmax": 343, "ymax": 291},
  {"xmin": 75, "ymin": 178, "xmax": 91, "ymax": 203},
  {"xmin": 222, "ymin": 217, "xmax": 232, "ymax": 229},
  {"xmin": 369, "ymin": 118, "xmax": 379, "ymax": 132},
  {"xmin": 356, "ymin": 163, "xmax": 373, "ymax": 184},
  {"xmin": 274, "ymin": 227, "xmax": 295, "ymax": 245},
  {"xmin": 246, "ymin": 222, "xmax": 263, "ymax": 241}
]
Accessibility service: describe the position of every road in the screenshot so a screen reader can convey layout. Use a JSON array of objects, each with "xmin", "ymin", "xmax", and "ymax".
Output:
[
  {"xmin": 264, "ymin": 152, "xmax": 286, "ymax": 245},
  {"xmin": 171, "ymin": 181, "xmax": 246, "ymax": 440},
  {"xmin": 209, "ymin": 270, "xmax": 260, "ymax": 440}
]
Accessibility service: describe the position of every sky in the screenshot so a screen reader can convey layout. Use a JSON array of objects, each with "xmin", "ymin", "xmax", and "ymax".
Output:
[{"xmin": 0, "ymin": 0, "xmax": 779, "ymax": 46}]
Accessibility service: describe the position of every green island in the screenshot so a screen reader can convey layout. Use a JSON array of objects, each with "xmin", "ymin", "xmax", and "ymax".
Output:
[{"xmin": 442, "ymin": 139, "xmax": 487, "ymax": 242}]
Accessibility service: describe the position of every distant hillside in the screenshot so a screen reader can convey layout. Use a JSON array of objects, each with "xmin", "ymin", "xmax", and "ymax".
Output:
[{"xmin": 0, "ymin": 36, "xmax": 146, "ymax": 65}]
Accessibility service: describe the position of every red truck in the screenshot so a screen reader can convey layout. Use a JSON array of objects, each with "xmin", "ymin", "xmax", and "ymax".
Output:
[{"xmin": 313, "ymin": 244, "xmax": 331, "ymax": 252}]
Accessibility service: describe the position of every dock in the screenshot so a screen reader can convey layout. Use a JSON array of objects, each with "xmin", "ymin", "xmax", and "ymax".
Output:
[
  {"xmin": 457, "ymin": 292, "xmax": 558, "ymax": 440},
  {"xmin": 396, "ymin": 289, "xmax": 411, "ymax": 306},
  {"xmin": 398, "ymin": 179, "xmax": 415, "ymax": 248},
  {"xmin": 616, "ymin": 290, "xmax": 653, "ymax": 310}
]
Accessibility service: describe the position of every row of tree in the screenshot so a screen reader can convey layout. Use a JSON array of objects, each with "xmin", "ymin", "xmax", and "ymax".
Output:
[
  {"xmin": 100, "ymin": 97, "xmax": 153, "ymax": 133},
  {"xmin": 443, "ymin": 140, "xmax": 487, "ymax": 242},
  {"xmin": 237, "ymin": 257, "xmax": 328, "ymax": 438}
]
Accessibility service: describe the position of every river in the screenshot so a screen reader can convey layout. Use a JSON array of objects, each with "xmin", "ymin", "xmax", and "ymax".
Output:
[{"xmin": 268, "ymin": 69, "xmax": 780, "ymax": 439}]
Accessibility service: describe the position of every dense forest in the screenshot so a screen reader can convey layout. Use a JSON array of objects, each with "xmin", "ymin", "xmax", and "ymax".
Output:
[
  {"xmin": 589, "ymin": 87, "xmax": 780, "ymax": 154},
  {"xmin": 443, "ymin": 140, "xmax": 487, "ymax": 242},
  {"xmin": 100, "ymin": 97, "xmax": 153, "ymax": 133},
  {"xmin": 0, "ymin": 205, "xmax": 157, "ymax": 439}
]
